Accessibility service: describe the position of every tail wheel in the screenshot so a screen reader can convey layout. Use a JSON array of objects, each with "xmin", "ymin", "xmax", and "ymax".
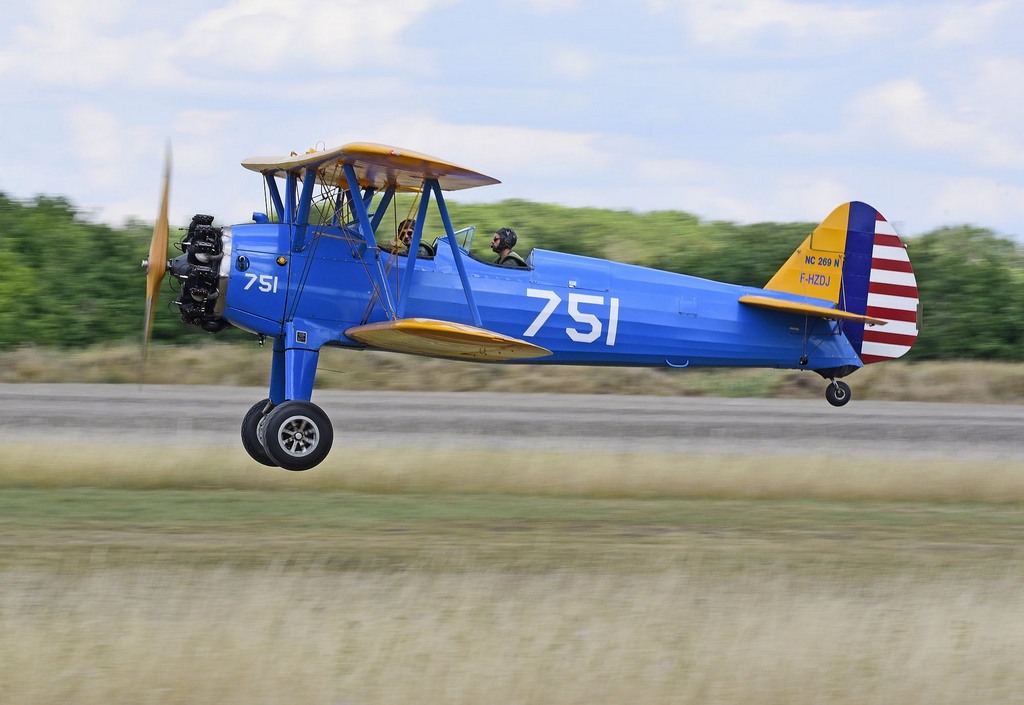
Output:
[
  {"xmin": 261, "ymin": 400, "xmax": 334, "ymax": 471},
  {"xmin": 825, "ymin": 380, "xmax": 852, "ymax": 407},
  {"xmin": 241, "ymin": 398, "xmax": 277, "ymax": 467}
]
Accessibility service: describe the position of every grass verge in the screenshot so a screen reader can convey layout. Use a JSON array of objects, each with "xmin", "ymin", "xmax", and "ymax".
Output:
[
  {"xmin": 3, "ymin": 444, "xmax": 1023, "ymax": 503},
  {"xmin": 2, "ymin": 447, "xmax": 1023, "ymax": 704}
]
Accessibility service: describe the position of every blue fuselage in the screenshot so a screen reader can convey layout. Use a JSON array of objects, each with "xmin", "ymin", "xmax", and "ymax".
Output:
[{"xmin": 219, "ymin": 222, "xmax": 861, "ymax": 372}]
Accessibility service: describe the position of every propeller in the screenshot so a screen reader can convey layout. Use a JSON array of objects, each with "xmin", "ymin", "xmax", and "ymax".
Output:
[{"xmin": 141, "ymin": 143, "xmax": 172, "ymax": 375}]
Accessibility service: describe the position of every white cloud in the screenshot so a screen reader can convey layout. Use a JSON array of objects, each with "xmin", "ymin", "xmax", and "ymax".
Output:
[
  {"xmin": 629, "ymin": 156, "xmax": 752, "ymax": 218},
  {"xmin": 173, "ymin": 1, "xmax": 294, "ymax": 72},
  {"xmin": 173, "ymin": 0, "xmax": 446, "ymax": 74},
  {"xmin": 65, "ymin": 104, "xmax": 153, "ymax": 189},
  {"xmin": 0, "ymin": 0, "xmax": 181, "ymax": 89},
  {"xmin": 966, "ymin": 58, "xmax": 1024, "ymax": 126},
  {"xmin": 926, "ymin": 0, "xmax": 1012, "ymax": 47},
  {"xmin": 929, "ymin": 175, "xmax": 1024, "ymax": 233},
  {"xmin": 0, "ymin": 0, "xmax": 448, "ymax": 91},
  {"xmin": 848, "ymin": 79, "xmax": 1024, "ymax": 169},
  {"xmin": 608, "ymin": 155, "xmax": 854, "ymax": 225},
  {"xmin": 1, "ymin": 0, "xmax": 1022, "ymax": 241},
  {"xmin": 4, "ymin": 9, "xmax": 123, "ymax": 86},
  {"xmin": 514, "ymin": 0, "xmax": 582, "ymax": 14},
  {"xmin": 317, "ymin": 114, "xmax": 603, "ymax": 174},
  {"xmin": 549, "ymin": 47, "xmax": 598, "ymax": 82},
  {"xmin": 666, "ymin": 0, "xmax": 880, "ymax": 54},
  {"xmin": 172, "ymin": 109, "xmax": 238, "ymax": 138}
]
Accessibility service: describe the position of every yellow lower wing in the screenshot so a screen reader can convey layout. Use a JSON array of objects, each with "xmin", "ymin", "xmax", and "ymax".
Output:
[
  {"xmin": 346, "ymin": 318, "xmax": 552, "ymax": 360},
  {"xmin": 739, "ymin": 295, "xmax": 887, "ymax": 326}
]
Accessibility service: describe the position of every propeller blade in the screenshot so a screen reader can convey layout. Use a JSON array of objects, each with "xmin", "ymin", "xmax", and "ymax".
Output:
[{"xmin": 142, "ymin": 143, "xmax": 172, "ymax": 373}]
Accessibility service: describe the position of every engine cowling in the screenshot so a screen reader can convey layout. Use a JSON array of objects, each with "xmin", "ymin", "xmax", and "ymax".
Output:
[{"xmin": 170, "ymin": 214, "xmax": 230, "ymax": 332}]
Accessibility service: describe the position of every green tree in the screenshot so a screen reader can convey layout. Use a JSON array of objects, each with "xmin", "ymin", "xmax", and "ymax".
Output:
[
  {"xmin": 0, "ymin": 251, "xmax": 37, "ymax": 347},
  {"xmin": 908, "ymin": 227, "xmax": 1024, "ymax": 359},
  {"xmin": 1, "ymin": 190, "xmax": 1022, "ymax": 360},
  {"xmin": 0, "ymin": 194, "xmax": 214, "ymax": 348}
]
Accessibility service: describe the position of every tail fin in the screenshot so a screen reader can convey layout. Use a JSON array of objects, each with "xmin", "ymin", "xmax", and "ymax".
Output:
[{"xmin": 765, "ymin": 201, "xmax": 919, "ymax": 364}]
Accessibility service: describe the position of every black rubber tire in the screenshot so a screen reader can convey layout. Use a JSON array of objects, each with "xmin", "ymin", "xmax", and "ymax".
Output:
[
  {"xmin": 825, "ymin": 380, "xmax": 852, "ymax": 407},
  {"xmin": 261, "ymin": 400, "xmax": 334, "ymax": 471},
  {"xmin": 241, "ymin": 398, "xmax": 278, "ymax": 467}
]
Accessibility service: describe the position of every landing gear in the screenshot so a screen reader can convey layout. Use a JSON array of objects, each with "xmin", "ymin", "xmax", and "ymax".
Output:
[
  {"xmin": 260, "ymin": 400, "xmax": 334, "ymax": 471},
  {"xmin": 825, "ymin": 380, "xmax": 852, "ymax": 407},
  {"xmin": 240, "ymin": 398, "xmax": 277, "ymax": 467}
]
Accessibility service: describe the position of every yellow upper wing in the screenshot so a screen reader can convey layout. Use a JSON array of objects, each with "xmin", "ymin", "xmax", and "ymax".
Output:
[{"xmin": 241, "ymin": 142, "xmax": 500, "ymax": 192}]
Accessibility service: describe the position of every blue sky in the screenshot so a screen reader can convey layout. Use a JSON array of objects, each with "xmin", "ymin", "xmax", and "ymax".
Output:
[{"xmin": 2, "ymin": 0, "xmax": 1023, "ymax": 240}]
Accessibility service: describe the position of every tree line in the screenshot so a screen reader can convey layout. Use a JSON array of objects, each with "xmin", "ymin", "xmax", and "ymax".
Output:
[{"xmin": 1, "ymin": 192, "xmax": 1021, "ymax": 359}]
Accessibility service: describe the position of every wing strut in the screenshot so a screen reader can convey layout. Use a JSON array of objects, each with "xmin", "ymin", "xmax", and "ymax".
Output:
[
  {"xmin": 263, "ymin": 174, "xmax": 284, "ymax": 222},
  {"xmin": 396, "ymin": 185, "xmax": 433, "ymax": 317},
  {"xmin": 395, "ymin": 178, "xmax": 482, "ymax": 327},
  {"xmin": 342, "ymin": 162, "xmax": 397, "ymax": 319}
]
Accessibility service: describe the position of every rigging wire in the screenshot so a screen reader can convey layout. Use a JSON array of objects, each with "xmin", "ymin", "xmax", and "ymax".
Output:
[{"xmin": 359, "ymin": 188, "xmax": 420, "ymax": 324}]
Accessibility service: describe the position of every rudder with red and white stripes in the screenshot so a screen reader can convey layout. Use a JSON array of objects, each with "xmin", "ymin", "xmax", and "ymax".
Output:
[{"xmin": 839, "ymin": 203, "xmax": 919, "ymax": 364}]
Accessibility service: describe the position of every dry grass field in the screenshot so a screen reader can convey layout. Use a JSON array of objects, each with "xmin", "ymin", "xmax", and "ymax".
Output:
[
  {"xmin": 1, "ymin": 347, "xmax": 1022, "ymax": 702},
  {"xmin": 2, "ymin": 444, "xmax": 1024, "ymax": 704},
  {"xmin": 5, "ymin": 564, "xmax": 1022, "ymax": 704},
  {"xmin": 2, "ymin": 343, "xmax": 1024, "ymax": 403}
]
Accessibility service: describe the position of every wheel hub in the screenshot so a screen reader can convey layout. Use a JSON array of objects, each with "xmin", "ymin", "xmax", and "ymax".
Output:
[{"xmin": 278, "ymin": 416, "xmax": 319, "ymax": 456}]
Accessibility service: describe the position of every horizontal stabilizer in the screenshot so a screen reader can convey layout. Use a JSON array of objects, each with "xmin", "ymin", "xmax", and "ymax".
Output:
[
  {"xmin": 346, "ymin": 318, "xmax": 552, "ymax": 361},
  {"xmin": 739, "ymin": 295, "xmax": 888, "ymax": 326}
]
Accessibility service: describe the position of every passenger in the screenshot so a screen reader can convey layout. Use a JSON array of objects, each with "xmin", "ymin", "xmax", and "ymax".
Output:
[
  {"xmin": 383, "ymin": 219, "xmax": 432, "ymax": 257},
  {"xmin": 491, "ymin": 227, "xmax": 528, "ymax": 268}
]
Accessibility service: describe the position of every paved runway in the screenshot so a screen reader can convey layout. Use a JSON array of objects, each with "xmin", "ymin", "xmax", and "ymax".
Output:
[{"xmin": 1, "ymin": 384, "xmax": 1021, "ymax": 459}]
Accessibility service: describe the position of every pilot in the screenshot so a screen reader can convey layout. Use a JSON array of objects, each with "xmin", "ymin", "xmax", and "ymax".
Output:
[{"xmin": 491, "ymin": 227, "xmax": 528, "ymax": 268}]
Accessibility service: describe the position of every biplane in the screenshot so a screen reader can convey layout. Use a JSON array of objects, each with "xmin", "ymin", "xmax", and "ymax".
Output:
[{"xmin": 142, "ymin": 142, "xmax": 920, "ymax": 471}]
